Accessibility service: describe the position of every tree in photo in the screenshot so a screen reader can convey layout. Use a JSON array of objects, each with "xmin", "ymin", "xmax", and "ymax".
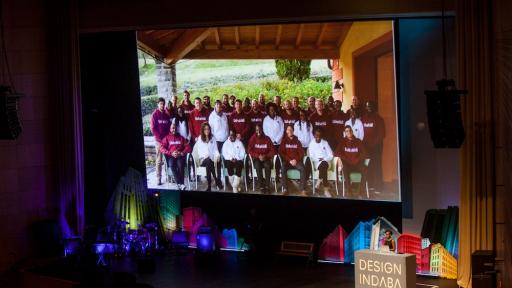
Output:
[{"xmin": 275, "ymin": 59, "xmax": 312, "ymax": 82}]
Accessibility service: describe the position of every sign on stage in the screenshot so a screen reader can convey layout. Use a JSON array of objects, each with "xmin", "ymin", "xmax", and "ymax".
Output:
[{"xmin": 355, "ymin": 249, "xmax": 416, "ymax": 288}]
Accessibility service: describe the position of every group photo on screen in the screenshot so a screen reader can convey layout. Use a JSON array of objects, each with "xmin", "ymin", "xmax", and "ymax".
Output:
[{"xmin": 139, "ymin": 20, "xmax": 400, "ymax": 201}]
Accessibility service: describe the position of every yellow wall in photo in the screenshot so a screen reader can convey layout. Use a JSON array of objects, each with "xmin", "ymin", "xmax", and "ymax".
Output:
[{"xmin": 339, "ymin": 21, "xmax": 393, "ymax": 111}]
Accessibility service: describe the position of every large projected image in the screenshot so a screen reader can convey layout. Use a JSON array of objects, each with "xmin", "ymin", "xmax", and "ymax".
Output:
[{"xmin": 138, "ymin": 21, "xmax": 400, "ymax": 201}]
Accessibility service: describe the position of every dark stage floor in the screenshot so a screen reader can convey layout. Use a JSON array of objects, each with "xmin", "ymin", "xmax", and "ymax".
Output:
[{"xmin": 97, "ymin": 251, "xmax": 457, "ymax": 288}]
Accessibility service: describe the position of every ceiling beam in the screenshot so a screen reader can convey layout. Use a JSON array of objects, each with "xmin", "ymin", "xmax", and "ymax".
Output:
[
  {"xmin": 295, "ymin": 24, "xmax": 304, "ymax": 47},
  {"xmin": 185, "ymin": 48, "xmax": 339, "ymax": 59},
  {"xmin": 234, "ymin": 26, "xmax": 240, "ymax": 48},
  {"xmin": 255, "ymin": 26, "xmax": 260, "ymax": 48},
  {"xmin": 165, "ymin": 28, "xmax": 212, "ymax": 64},
  {"xmin": 336, "ymin": 23, "xmax": 353, "ymax": 48},
  {"xmin": 316, "ymin": 23, "xmax": 327, "ymax": 47},
  {"xmin": 275, "ymin": 24, "xmax": 282, "ymax": 48},
  {"xmin": 136, "ymin": 31, "xmax": 166, "ymax": 60},
  {"xmin": 214, "ymin": 27, "xmax": 221, "ymax": 48}
]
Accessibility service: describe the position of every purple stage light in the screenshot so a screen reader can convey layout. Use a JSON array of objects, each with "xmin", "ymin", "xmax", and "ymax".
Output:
[{"xmin": 196, "ymin": 226, "xmax": 215, "ymax": 253}]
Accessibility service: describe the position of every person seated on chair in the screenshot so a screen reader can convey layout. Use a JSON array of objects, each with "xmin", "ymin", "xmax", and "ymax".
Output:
[
  {"xmin": 196, "ymin": 122, "xmax": 223, "ymax": 192},
  {"xmin": 222, "ymin": 129, "xmax": 246, "ymax": 193},
  {"xmin": 334, "ymin": 125, "xmax": 368, "ymax": 196},
  {"xmin": 279, "ymin": 125, "xmax": 307, "ymax": 196},
  {"xmin": 248, "ymin": 124, "xmax": 275, "ymax": 194},
  {"xmin": 308, "ymin": 128, "xmax": 334, "ymax": 193},
  {"xmin": 160, "ymin": 123, "xmax": 191, "ymax": 190}
]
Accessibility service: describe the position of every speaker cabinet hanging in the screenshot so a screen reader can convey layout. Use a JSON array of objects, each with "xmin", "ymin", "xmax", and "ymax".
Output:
[{"xmin": 0, "ymin": 86, "xmax": 22, "ymax": 140}]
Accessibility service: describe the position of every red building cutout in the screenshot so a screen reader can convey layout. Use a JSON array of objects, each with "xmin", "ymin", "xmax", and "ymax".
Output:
[
  {"xmin": 319, "ymin": 225, "xmax": 347, "ymax": 262},
  {"xmin": 397, "ymin": 233, "xmax": 422, "ymax": 271},
  {"xmin": 421, "ymin": 245, "xmax": 432, "ymax": 273}
]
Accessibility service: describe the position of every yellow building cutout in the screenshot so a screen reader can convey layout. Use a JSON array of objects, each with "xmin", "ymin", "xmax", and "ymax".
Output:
[{"xmin": 430, "ymin": 243, "xmax": 457, "ymax": 279}]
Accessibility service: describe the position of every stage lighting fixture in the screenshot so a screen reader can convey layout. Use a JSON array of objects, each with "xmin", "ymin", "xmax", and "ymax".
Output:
[
  {"xmin": 171, "ymin": 230, "xmax": 189, "ymax": 248},
  {"xmin": 196, "ymin": 226, "xmax": 216, "ymax": 253}
]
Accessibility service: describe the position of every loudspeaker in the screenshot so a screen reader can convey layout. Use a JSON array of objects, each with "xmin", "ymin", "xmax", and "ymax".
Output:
[
  {"xmin": 472, "ymin": 250, "xmax": 495, "ymax": 274},
  {"xmin": 0, "ymin": 86, "xmax": 22, "ymax": 140},
  {"xmin": 425, "ymin": 79, "xmax": 467, "ymax": 148},
  {"xmin": 472, "ymin": 274, "xmax": 495, "ymax": 288}
]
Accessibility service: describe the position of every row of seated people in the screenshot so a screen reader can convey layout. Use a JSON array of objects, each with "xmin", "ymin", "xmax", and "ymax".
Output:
[
  {"xmin": 151, "ymin": 92, "xmax": 386, "ymax": 192},
  {"xmin": 159, "ymin": 119, "xmax": 369, "ymax": 197}
]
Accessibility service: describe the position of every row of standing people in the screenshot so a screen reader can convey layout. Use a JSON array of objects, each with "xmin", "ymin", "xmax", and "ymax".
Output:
[{"xmin": 150, "ymin": 91, "xmax": 386, "ymax": 194}]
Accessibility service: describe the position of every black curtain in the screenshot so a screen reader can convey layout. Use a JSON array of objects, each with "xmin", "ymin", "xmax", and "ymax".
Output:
[{"xmin": 80, "ymin": 31, "xmax": 145, "ymax": 227}]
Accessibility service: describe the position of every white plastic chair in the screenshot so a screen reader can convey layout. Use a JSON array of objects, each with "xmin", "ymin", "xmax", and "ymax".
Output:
[
  {"xmin": 337, "ymin": 158, "xmax": 371, "ymax": 198},
  {"xmin": 275, "ymin": 155, "xmax": 311, "ymax": 193}
]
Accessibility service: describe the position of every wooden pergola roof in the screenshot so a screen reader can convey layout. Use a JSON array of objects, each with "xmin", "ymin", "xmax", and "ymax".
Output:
[{"xmin": 137, "ymin": 22, "xmax": 352, "ymax": 64}]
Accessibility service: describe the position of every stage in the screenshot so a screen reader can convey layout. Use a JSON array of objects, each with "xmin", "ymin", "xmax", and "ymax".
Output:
[{"xmin": 19, "ymin": 251, "xmax": 458, "ymax": 288}]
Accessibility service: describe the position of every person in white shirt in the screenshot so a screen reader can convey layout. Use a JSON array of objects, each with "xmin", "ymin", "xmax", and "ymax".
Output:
[
  {"xmin": 263, "ymin": 103, "xmax": 285, "ymax": 150},
  {"xmin": 308, "ymin": 128, "xmax": 334, "ymax": 192},
  {"xmin": 221, "ymin": 129, "xmax": 246, "ymax": 193},
  {"xmin": 196, "ymin": 122, "xmax": 223, "ymax": 192},
  {"xmin": 345, "ymin": 109, "xmax": 364, "ymax": 140},
  {"xmin": 208, "ymin": 100, "xmax": 229, "ymax": 152},
  {"xmin": 173, "ymin": 106, "xmax": 190, "ymax": 142},
  {"xmin": 294, "ymin": 109, "xmax": 314, "ymax": 151}
]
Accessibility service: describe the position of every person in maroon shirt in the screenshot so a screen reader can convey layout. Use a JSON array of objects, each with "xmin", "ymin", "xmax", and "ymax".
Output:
[
  {"xmin": 222, "ymin": 94, "xmax": 234, "ymax": 117},
  {"xmin": 150, "ymin": 97, "xmax": 171, "ymax": 185},
  {"xmin": 229, "ymin": 99, "xmax": 251, "ymax": 143},
  {"xmin": 243, "ymin": 97, "xmax": 251, "ymax": 113},
  {"xmin": 279, "ymin": 125, "xmax": 307, "ymax": 195},
  {"xmin": 248, "ymin": 99, "xmax": 266, "ymax": 134},
  {"xmin": 361, "ymin": 101, "xmax": 386, "ymax": 193},
  {"xmin": 203, "ymin": 95, "xmax": 213, "ymax": 112},
  {"xmin": 258, "ymin": 93, "xmax": 266, "ymax": 112},
  {"xmin": 327, "ymin": 100, "xmax": 348, "ymax": 149},
  {"xmin": 229, "ymin": 95, "xmax": 236, "ymax": 108},
  {"xmin": 346, "ymin": 95, "xmax": 363, "ymax": 119},
  {"xmin": 327, "ymin": 96, "xmax": 337, "ymax": 112},
  {"xmin": 309, "ymin": 99, "xmax": 330, "ymax": 135},
  {"xmin": 274, "ymin": 95, "xmax": 283, "ymax": 115},
  {"xmin": 180, "ymin": 90, "xmax": 195, "ymax": 117},
  {"xmin": 305, "ymin": 96, "xmax": 316, "ymax": 118},
  {"xmin": 188, "ymin": 97, "xmax": 211, "ymax": 143},
  {"xmin": 292, "ymin": 96, "xmax": 303, "ymax": 114},
  {"xmin": 281, "ymin": 100, "xmax": 299, "ymax": 129},
  {"xmin": 248, "ymin": 124, "xmax": 275, "ymax": 193},
  {"xmin": 160, "ymin": 123, "xmax": 192, "ymax": 190},
  {"xmin": 166, "ymin": 94, "xmax": 178, "ymax": 117},
  {"xmin": 334, "ymin": 125, "xmax": 368, "ymax": 195}
]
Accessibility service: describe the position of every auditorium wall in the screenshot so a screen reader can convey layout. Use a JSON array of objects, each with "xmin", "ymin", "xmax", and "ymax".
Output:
[
  {"xmin": 0, "ymin": 0, "xmax": 56, "ymax": 272},
  {"xmin": 398, "ymin": 18, "xmax": 460, "ymax": 234}
]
